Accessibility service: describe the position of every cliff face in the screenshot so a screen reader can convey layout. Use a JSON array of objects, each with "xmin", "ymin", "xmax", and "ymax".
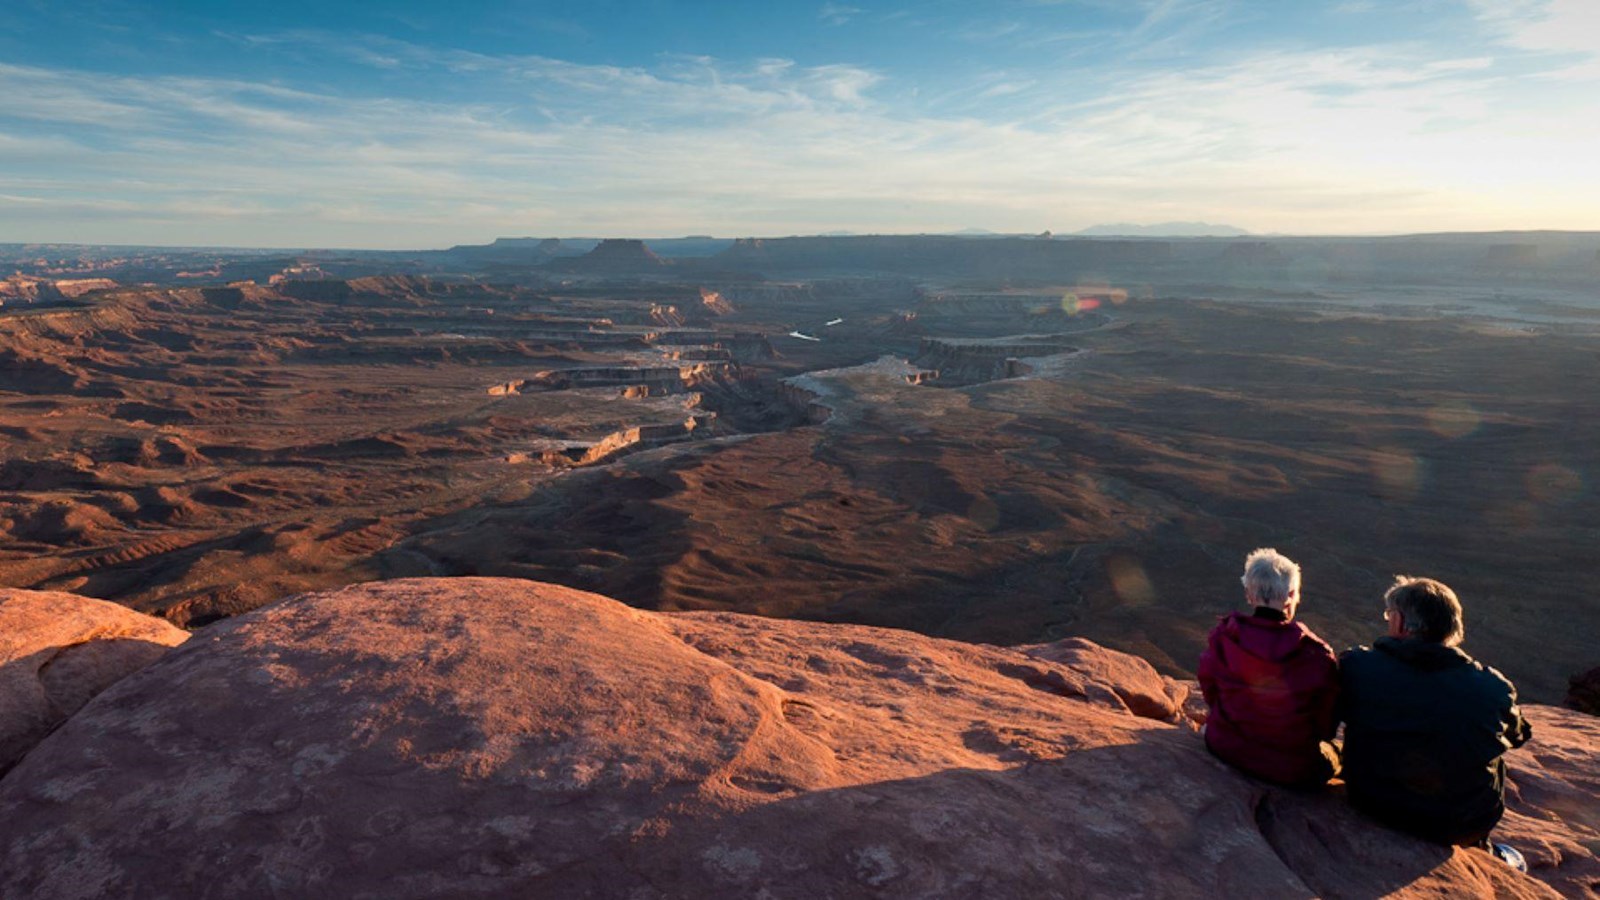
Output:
[
  {"xmin": 0, "ymin": 276, "xmax": 118, "ymax": 307},
  {"xmin": 0, "ymin": 578, "xmax": 1594, "ymax": 898},
  {"xmin": 271, "ymin": 275, "xmax": 499, "ymax": 307}
]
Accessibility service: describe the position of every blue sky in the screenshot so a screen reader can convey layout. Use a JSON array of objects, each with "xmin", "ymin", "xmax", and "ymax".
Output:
[{"xmin": 2, "ymin": 0, "xmax": 1597, "ymax": 248}]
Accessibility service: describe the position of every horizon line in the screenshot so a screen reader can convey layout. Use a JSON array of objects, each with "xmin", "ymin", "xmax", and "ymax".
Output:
[{"xmin": 8, "ymin": 228, "xmax": 1600, "ymax": 256}]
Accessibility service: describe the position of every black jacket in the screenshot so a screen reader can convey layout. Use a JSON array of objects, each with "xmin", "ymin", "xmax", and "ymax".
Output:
[{"xmin": 1338, "ymin": 637, "xmax": 1532, "ymax": 844}]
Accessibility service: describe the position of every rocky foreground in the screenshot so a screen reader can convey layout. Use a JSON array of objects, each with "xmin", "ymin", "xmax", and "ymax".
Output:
[{"xmin": 0, "ymin": 579, "xmax": 1596, "ymax": 898}]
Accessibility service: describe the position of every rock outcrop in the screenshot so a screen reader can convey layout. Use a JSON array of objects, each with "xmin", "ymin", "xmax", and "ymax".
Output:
[
  {"xmin": 550, "ymin": 239, "xmax": 667, "ymax": 274},
  {"xmin": 0, "ymin": 588, "xmax": 189, "ymax": 774},
  {"xmin": 0, "ymin": 578, "xmax": 1594, "ymax": 898},
  {"xmin": 0, "ymin": 275, "xmax": 118, "ymax": 307}
]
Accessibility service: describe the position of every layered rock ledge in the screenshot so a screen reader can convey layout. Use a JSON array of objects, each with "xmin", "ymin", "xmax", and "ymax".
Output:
[
  {"xmin": 0, "ymin": 588, "xmax": 189, "ymax": 774},
  {"xmin": 0, "ymin": 578, "xmax": 1594, "ymax": 898}
]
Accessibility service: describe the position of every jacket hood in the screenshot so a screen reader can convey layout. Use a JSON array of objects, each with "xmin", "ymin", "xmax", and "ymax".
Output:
[
  {"xmin": 1215, "ymin": 610, "xmax": 1323, "ymax": 664},
  {"xmin": 1374, "ymin": 635, "xmax": 1473, "ymax": 672}
]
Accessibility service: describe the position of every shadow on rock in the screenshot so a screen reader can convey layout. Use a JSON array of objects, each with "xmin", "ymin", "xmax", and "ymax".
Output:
[{"xmin": 652, "ymin": 732, "xmax": 1531, "ymax": 899}]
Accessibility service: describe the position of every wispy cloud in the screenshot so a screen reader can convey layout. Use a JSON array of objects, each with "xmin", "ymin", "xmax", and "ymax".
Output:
[
  {"xmin": 979, "ymin": 80, "xmax": 1034, "ymax": 99},
  {"xmin": 1466, "ymin": 0, "xmax": 1600, "ymax": 78},
  {"xmin": 2, "ymin": 11, "xmax": 1596, "ymax": 246},
  {"xmin": 819, "ymin": 3, "xmax": 862, "ymax": 26},
  {"xmin": 952, "ymin": 20, "xmax": 1026, "ymax": 42},
  {"xmin": 1124, "ymin": 0, "xmax": 1231, "ymax": 59}
]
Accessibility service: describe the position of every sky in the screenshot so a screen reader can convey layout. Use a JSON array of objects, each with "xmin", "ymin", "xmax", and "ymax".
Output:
[{"xmin": 1, "ymin": 0, "xmax": 1598, "ymax": 249}]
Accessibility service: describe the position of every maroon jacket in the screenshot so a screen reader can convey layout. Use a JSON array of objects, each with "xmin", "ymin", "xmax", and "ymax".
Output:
[{"xmin": 1197, "ymin": 608, "xmax": 1340, "ymax": 786}]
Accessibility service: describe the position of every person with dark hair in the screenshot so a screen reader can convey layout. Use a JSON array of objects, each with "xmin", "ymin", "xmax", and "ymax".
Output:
[
  {"xmin": 1197, "ymin": 549, "xmax": 1341, "ymax": 787},
  {"xmin": 1339, "ymin": 576, "xmax": 1532, "ymax": 867}
]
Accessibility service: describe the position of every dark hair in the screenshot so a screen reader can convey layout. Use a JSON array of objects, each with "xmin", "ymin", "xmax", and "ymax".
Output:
[{"xmin": 1384, "ymin": 576, "xmax": 1465, "ymax": 646}]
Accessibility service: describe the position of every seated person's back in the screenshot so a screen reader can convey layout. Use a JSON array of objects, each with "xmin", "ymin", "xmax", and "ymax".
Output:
[
  {"xmin": 1340, "ymin": 576, "xmax": 1531, "ymax": 845},
  {"xmin": 1198, "ymin": 548, "xmax": 1340, "ymax": 787}
]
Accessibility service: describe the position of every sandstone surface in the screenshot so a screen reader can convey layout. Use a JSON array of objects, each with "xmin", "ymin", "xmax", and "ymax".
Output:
[
  {"xmin": 0, "ymin": 578, "xmax": 1593, "ymax": 898},
  {"xmin": 0, "ymin": 588, "xmax": 189, "ymax": 773}
]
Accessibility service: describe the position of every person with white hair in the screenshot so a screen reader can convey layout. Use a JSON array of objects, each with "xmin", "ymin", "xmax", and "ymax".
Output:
[
  {"xmin": 1338, "ymin": 576, "xmax": 1531, "ymax": 867},
  {"xmin": 1197, "ymin": 548, "xmax": 1341, "ymax": 786}
]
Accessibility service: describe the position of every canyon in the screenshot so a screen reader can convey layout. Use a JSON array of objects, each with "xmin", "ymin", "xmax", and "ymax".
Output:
[
  {"xmin": 2, "ymin": 233, "xmax": 1599, "ymax": 704},
  {"xmin": 4, "ymin": 231, "xmax": 1600, "ymax": 897}
]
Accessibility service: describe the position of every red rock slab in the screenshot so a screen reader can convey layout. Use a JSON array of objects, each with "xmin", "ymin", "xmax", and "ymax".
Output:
[
  {"xmin": 1019, "ymin": 635, "xmax": 1203, "ymax": 728},
  {"xmin": 1502, "ymin": 705, "xmax": 1600, "ymax": 897},
  {"xmin": 0, "ymin": 578, "xmax": 1571, "ymax": 898}
]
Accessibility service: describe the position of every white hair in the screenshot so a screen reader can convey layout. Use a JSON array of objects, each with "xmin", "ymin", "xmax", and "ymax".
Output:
[{"xmin": 1241, "ymin": 548, "xmax": 1301, "ymax": 607}]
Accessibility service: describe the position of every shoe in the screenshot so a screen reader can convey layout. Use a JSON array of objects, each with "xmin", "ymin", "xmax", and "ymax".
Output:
[{"xmin": 1490, "ymin": 842, "xmax": 1528, "ymax": 873}]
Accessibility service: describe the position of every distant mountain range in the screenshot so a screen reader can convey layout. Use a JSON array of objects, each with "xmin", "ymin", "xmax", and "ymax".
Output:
[{"xmin": 1075, "ymin": 222, "xmax": 1250, "ymax": 237}]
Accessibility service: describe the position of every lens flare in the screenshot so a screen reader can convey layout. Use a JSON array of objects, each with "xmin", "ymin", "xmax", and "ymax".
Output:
[
  {"xmin": 1426, "ymin": 401, "xmax": 1481, "ymax": 439},
  {"xmin": 1246, "ymin": 672, "xmax": 1289, "ymax": 691},
  {"xmin": 1106, "ymin": 553, "xmax": 1157, "ymax": 606},
  {"xmin": 1371, "ymin": 449, "xmax": 1423, "ymax": 501},
  {"xmin": 1060, "ymin": 290, "xmax": 1107, "ymax": 316},
  {"xmin": 1526, "ymin": 462, "xmax": 1583, "ymax": 505},
  {"xmin": 1485, "ymin": 501, "xmax": 1538, "ymax": 535}
]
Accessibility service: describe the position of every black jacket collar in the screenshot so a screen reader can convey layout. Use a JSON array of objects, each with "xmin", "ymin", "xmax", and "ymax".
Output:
[{"xmin": 1375, "ymin": 635, "xmax": 1472, "ymax": 671}]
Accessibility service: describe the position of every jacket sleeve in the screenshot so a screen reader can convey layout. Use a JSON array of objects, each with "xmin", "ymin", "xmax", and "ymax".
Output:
[
  {"xmin": 1197, "ymin": 630, "xmax": 1220, "ymax": 712},
  {"xmin": 1486, "ymin": 666, "xmax": 1533, "ymax": 749},
  {"xmin": 1503, "ymin": 686, "xmax": 1533, "ymax": 750},
  {"xmin": 1313, "ymin": 648, "xmax": 1341, "ymax": 741},
  {"xmin": 1332, "ymin": 648, "xmax": 1356, "ymax": 727}
]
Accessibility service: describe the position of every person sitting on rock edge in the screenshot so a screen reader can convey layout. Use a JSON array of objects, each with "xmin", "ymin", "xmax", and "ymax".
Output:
[
  {"xmin": 1197, "ymin": 548, "xmax": 1341, "ymax": 787},
  {"xmin": 1338, "ymin": 576, "xmax": 1531, "ymax": 862}
]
